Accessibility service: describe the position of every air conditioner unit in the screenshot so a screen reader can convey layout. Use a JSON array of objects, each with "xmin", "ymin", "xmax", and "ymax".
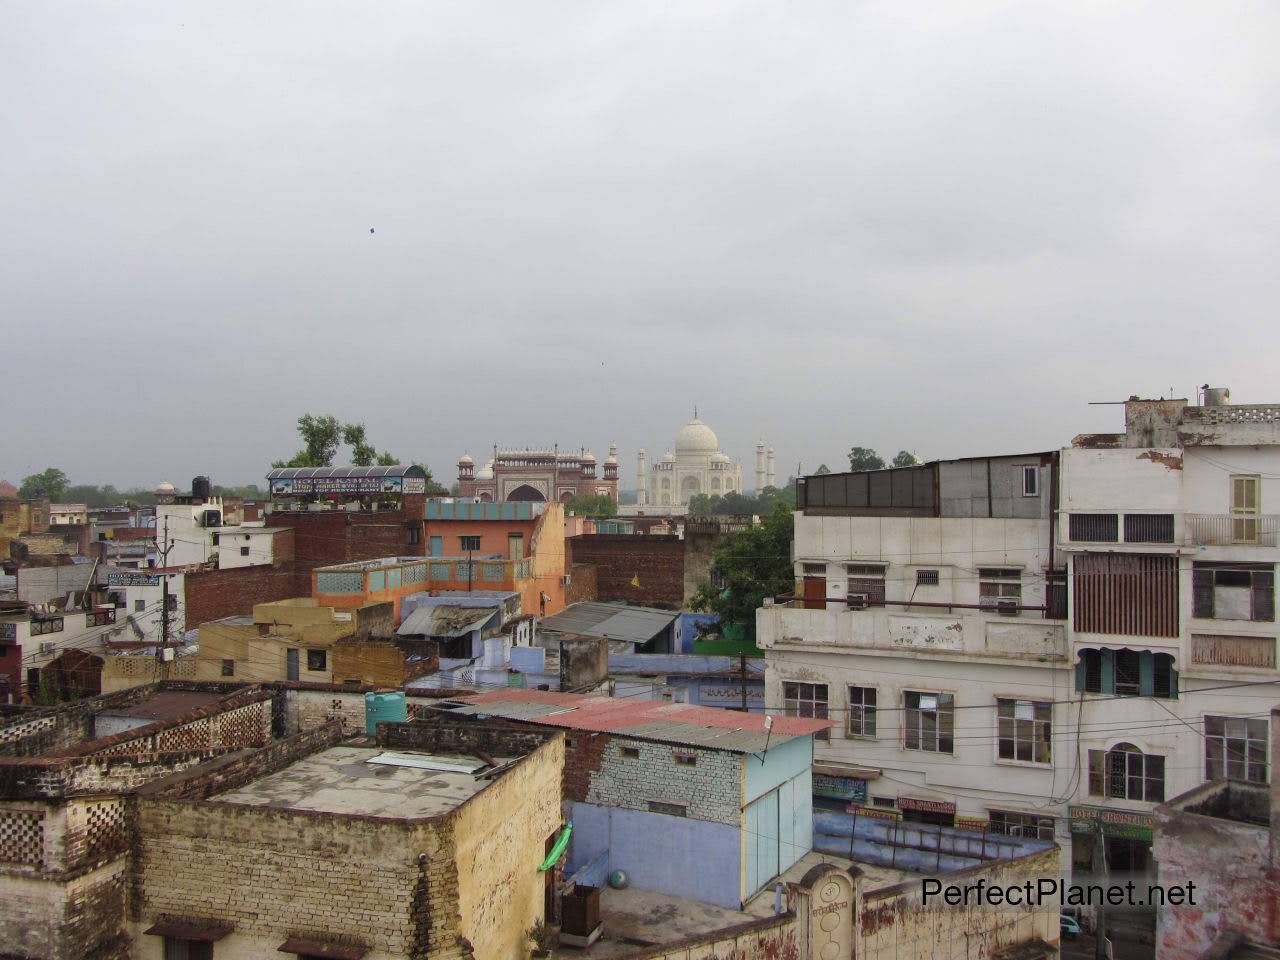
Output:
[
  {"xmin": 996, "ymin": 599, "xmax": 1018, "ymax": 616},
  {"xmin": 847, "ymin": 593, "xmax": 870, "ymax": 611},
  {"xmin": 560, "ymin": 575, "xmax": 571, "ymax": 586}
]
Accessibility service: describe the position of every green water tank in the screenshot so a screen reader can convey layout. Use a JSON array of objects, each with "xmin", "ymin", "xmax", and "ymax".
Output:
[{"xmin": 364, "ymin": 691, "xmax": 407, "ymax": 736}]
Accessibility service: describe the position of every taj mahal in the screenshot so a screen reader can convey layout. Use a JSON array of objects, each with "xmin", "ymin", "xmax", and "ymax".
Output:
[{"xmin": 634, "ymin": 413, "xmax": 775, "ymax": 508}]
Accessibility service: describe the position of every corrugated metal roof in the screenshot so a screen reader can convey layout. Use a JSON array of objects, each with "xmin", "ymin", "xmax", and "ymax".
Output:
[
  {"xmin": 398, "ymin": 606, "xmax": 497, "ymax": 638},
  {"xmin": 265, "ymin": 465, "xmax": 427, "ymax": 480},
  {"xmin": 539, "ymin": 602, "xmax": 676, "ymax": 644},
  {"xmin": 445, "ymin": 689, "xmax": 831, "ymax": 753}
]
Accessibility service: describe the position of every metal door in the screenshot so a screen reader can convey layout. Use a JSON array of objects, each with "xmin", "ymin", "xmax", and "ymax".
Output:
[
  {"xmin": 803, "ymin": 576, "xmax": 826, "ymax": 609},
  {"xmin": 286, "ymin": 648, "xmax": 299, "ymax": 681}
]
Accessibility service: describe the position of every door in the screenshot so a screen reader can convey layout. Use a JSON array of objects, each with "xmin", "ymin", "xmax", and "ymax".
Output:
[
  {"xmin": 1231, "ymin": 475, "xmax": 1261, "ymax": 543},
  {"xmin": 803, "ymin": 577, "xmax": 826, "ymax": 610},
  {"xmin": 429, "ymin": 536, "xmax": 444, "ymax": 557},
  {"xmin": 286, "ymin": 648, "xmax": 299, "ymax": 682},
  {"xmin": 509, "ymin": 533, "xmax": 525, "ymax": 560}
]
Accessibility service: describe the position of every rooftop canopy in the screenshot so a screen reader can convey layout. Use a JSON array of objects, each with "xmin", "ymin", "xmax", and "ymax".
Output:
[{"xmin": 267, "ymin": 464, "xmax": 428, "ymax": 497}]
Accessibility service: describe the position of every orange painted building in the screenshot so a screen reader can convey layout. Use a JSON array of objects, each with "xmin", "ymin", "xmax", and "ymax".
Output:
[{"xmin": 312, "ymin": 501, "xmax": 568, "ymax": 623}]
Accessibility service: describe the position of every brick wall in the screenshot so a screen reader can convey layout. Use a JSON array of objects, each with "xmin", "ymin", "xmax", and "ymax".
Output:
[
  {"xmin": 0, "ymin": 859, "xmax": 130, "ymax": 960},
  {"xmin": 585, "ymin": 737, "xmax": 740, "ymax": 824},
  {"xmin": 272, "ymin": 510, "xmax": 423, "ymax": 566},
  {"xmin": 282, "ymin": 688, "xmax": 369, "ymax": 737},
  {"xmin": 566, "ymin": 535, "xmax": 684, "ymax": 609},
  {"xmin": 566, "ymin": 563, "xmax": 598, "ymax": 604},
  {"xmin": 183, "ymin": 562, "xmax": 310, "ymax": 628}
]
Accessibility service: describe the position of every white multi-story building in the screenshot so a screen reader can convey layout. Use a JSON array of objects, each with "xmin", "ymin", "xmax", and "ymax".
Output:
[
  {"xmin": 155, "ymin": 493, "xmax": 289, "ymax": 570},
  {"xmin": 759, "ymin": 388, "xmax": 1280, "ymax": 885}
]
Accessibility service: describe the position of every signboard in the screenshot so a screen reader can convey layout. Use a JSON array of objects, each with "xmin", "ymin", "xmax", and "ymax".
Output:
[
  {"xmin": 955, "ymin": 816, "xmax": 990, "ymax": 832},
  {"xmin": 898, "ymin": 796, "xmax": 957, "ymax": 815},
  {"xmin": 273, "ymin": 476, "xmax": 406, "ymax": 497},
  {"xmin": 0, "ymin": 623, "xmax": 16, "ymax": 642},
  {"xmin": 698, "ymin": 683, "xmax": 765, "ymax": 708},
  {"xmin": 1068, "ymin": 806, "xmax": 1154, "ymax": 842},
  {"xmin": 107, "ymin": 572, "xmax": 161, "ymax": 587},
  {"xmin": 403, "ymin": 477, "xmax": 427, "ymax": 495},
  {"xmin": 846, "ymin": 804, "xmax": 901, "ymax": 821},
  {"xmin": 814, "ymin": 775, "xmax": 868, "ymax": 803}
]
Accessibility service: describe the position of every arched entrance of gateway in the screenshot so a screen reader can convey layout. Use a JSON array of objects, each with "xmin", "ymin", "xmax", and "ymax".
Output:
[{"xmin": 507, "ymin": 484, "xmax": 546, "ymax": 502}]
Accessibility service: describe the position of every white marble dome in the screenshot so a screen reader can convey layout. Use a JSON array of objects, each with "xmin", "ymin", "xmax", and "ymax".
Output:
[
  {"xmin": 675, "ymin": 417, "xmax": 719, "ymax": 454},
  {"xmin": 476, "ymin": 460, "xmax": 494, "ymax": 480},
  {"xmin": 155, "ymin": 480, "xmax": 176, "ymax": 496}
]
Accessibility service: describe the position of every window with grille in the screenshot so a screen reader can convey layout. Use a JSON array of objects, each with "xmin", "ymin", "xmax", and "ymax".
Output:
[
  {"xmin": 783, "ymin": 681, "xmax": 829, "ymax": 741},
  {"xmin": 221, "ymin": 659, "xmax": 234, "ymax": 677},
  {"xmin": 459, "ymin": 536, "xmax": 481, "ymax": 552},
  {"xmin": 163, "ymin": 939, "xmax": 213, "ymax": 960},
  {"xmin": 903, "ymin": 691, "xmax": 954, "ymax": 753},
  {"xmin": 1193, "ymin": 564, "xmax": 1275, "ymax": 622},
  {"xmin": 847, "ymin": 686, "xmax": 876, "ymax": 738},
  {"xmin": 1088, "ymin": 744, "xmax": 1164, "ymax": 802},
  {"xmin": 989, "ymin": 810, "xmax": 1055, "ymax": 840},
  {"xmin": 1204, "ymin": 716, "xmax": 1269, "ymax": 783},
  {"xmin": 846, "ymin": 564, "xmax": 886, "ymax": 606},
  {"xmin": 916, "ymin": 569, "xmax": 939, "ymax": 586},
  {"xmin": 647, "ymin": 801, "xmax": 687, "ymax": 817},
  {"xmin": 1123, "ymin": 514, "xmax": 1175, "ymax": 543},
  {"xmin": 979, "ymin": 568, "xmax": 1021, "ymax": 615},
  {"xmin": 1069, "ymin": 513, "xmax": 1119, "ymax": 542},
  {"xmin": 1076, "ymin": 648, "xmax": 1175, "ymax": 698},
  {"xmin": 997, "ymin": 699, "xmax": 1051, "ymax": 763},
  {"xmin": 306, "ymin": 649, "xmax": 327, "ymax": 671}
]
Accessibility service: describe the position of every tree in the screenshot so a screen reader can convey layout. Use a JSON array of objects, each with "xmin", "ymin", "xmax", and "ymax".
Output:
[
  {"xmin": 343, "ymin": 423, "xmax": 378, "ymax": 466},
  {"xmin": 691, "ymin": 503, "xmax": 794, "ymax": 636},
  {"xmin": 892, "ymin": 450, "xmax": 921, "ymax": 467},
  {"xmin": 847, "ymin": 447, "xmax": 885, "ymax": 471},
  {"xmin": 19, "ymin": 468, "xmax": 69, "ymax": 500},
  {"xmin": 565, "ymin": 493, "xmax": 617, "ymax": 518},
  {"xmin": 274, "ymin": 415, "xmax": 342, "ymax": 468},
  {"xmin": 376, "ymin": 452, "xmax": 400, "ymax": 466}
]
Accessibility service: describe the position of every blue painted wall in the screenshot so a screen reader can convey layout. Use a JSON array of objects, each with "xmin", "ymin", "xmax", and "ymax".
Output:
[
  {"xmin": 744, "ymin": 734, "xmax": 812, "ymax": 803},
  {"xmin": 565, "ymin": 801, "xmax": 743, "ymax": 910},
  {"xmin": 742, "ymin": 770, "xmax": 813, "ymax": 899},
  {"xmin": 675, "ymin": 612, "xmax": 720, "ymax": 652}
]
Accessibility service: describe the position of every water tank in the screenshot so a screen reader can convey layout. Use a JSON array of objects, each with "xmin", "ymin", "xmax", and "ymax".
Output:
[
  {"xmin": 1202, "ymin": 386, "xmax": 1231, "ymax": 407},
  {"xmin": 192, "ymin": 476, "xmax": 213, "ymax": 500},
  {"xmin": 364, "ymin": 691, "xmax": 407, "ymax": 736}
]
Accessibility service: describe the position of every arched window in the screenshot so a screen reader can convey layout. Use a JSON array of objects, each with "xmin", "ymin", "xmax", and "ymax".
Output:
[{"xmin": 1088, "ymin": 742, "xmax": 1164, "ymax": 802}]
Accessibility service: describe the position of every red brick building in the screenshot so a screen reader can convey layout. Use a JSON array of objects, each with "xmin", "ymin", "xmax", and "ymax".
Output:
[{"xmin": 458, "ymin": 445, "xmax": 619, "ymax": 503}]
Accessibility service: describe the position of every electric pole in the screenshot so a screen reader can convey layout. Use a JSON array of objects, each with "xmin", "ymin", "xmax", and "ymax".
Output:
[{"xmin": 158, "ymin": 515, "xmax": 171, "ymax": 678}]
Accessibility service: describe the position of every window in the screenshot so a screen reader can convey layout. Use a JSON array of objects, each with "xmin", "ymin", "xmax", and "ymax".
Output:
[
  {"xmin": 871, "ymin": 796, "xmax": 897, "ymax": 809},
  {"xmin": 165, "ymin": 593, "xmax": 178, "ymax": 611},
  {"xmin": 459, "ymin": 535, "xmax": 482, "ymax": 552},
  {"xmin": 1123, "ymin": 513, "xmax": 1175, "ymax": 543},
  {"xmin": 221, "ymin": 659, "xmax": 234, "ymax": 677},
  {"xmin": 847, "ymin": 686, "xmax": 877, "ymax": 738},
  {"xmin": 564, "ymin": 737, "xmax": 575, "ymax": 749},
  {"xmin": 1193, "ymin": 564, "xmax": 1275, "ymax": 622},
  {"xmin": 306, "ymin": 649, "xmax": 327, "ymax": 671},
  {"xmin": 620, "ymin": 746, "xmax": 640, "ymax": 759},
  {"xmin": 979, "ymin": 568, "xmax": 1021, "ymax": 615},
  {"xmin": 407, "ymin": 525, "xmax": 421, "ymax": 546},
  {"xmin": 783, "ymin": 681, "xmax": 829, "ymax": 741},
  {"xmin": 801, "ymin": 563, "xmax": 826, "ymax": 575},
  {"xmin": 916, "ymin": 569, "xmax": 939, "ymax": 586},
  {"xmin": 211, "ymin": 533, "xmax": 220, "ymax": 546},
  {"xmin": 988, "ymin": 810, "xmax": 1055, "ymax": 841},
  {"xmin": 673, "ymin": 751, "xmax": 697, "ymax": 766},
  {"xmin": 996, "ymin": 699, "xmax": 1051, "ymax": 763},
  {"xmin": 135, "ymin": 599, "xmax": 146, "ymax": 613},
  {"xmin": 647, "ymin": 801, "xmax": 687, "ymax": 817},
  {"xmin": 847, "ymin": 564, "xmax": 886, "ymax": 606},
  {"xmin": 1205, "ymin": 716, "xmax": 1269, "ymax": 783},
  {"xmin": 1231, "ymin": 475, "xmax": 1261, "ymax": 543},
  {"xmin": 904, "ymin": 691, "xmax": 954, "ymax": 753},
  {"xmin": 239, "ymin": 546, "xmax": 250, "ymax": 557},
  {"xmin": 1076, "ymin": 649, "xmax": 1176, "ymax": 698},
  {"xmin": 1022, "ymin": 465, "xmax": 1039, "ymax": 497},
  {"xmin": 1088, "ymin": 743, "xmax": 1164, "ymax": 802},
  {"xmin": 164, "ymin": 940, "xmax": 213, "ymax": 960},
  {"xmin": 1069, "ymin": 513, "xmax": 1119, "ymax": 542}
]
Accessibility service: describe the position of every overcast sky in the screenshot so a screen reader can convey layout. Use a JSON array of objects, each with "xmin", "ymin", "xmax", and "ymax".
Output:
[{"xmin": 3, "ymin": 1, "xmax": 1278, "ymax": 491}]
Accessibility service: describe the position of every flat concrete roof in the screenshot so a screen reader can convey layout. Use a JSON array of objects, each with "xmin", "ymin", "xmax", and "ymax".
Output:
[
  {"xmin": 96, "ymin": 691, "xmax": 226, "ymax": 723},
  {"xmin": 212, "ymin": 745, "xmax": 514, "ymax": 819}
]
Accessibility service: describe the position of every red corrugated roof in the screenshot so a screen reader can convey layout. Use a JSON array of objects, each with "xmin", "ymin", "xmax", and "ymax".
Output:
[{"xmin": 457, "ymin": 689, "xmax": 833, "ymax": 736}]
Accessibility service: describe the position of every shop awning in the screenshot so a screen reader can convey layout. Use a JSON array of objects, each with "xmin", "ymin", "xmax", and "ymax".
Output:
[
  {"xmin": 277, "ymin": 938, "xmax": 368, "ymax": 959},
  {"xmin": 144, "ymin": 921, "xmax": 233, "ymax": 942}
]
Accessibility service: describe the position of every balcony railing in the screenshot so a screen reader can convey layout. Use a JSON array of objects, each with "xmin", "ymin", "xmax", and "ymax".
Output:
[{"xmin": 1184, "ymin": 514, "xmax": 1279, "ymax": 547}]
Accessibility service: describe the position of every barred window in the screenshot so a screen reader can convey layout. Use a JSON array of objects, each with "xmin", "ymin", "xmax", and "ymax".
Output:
[
  {"xmin": 1069, "ymin": 513, "xmax": 1119, "ymax": 542},
  {"xmin": 989, "ymin": 810, "xmax": 1055, "ymax": 840},
  {"xmin": 1088, "ymin": 743, "xmax": 1164, "ymax": 802}
]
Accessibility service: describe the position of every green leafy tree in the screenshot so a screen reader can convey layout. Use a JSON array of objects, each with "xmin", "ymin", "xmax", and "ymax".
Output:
[
  {"xmin": 376, "ymin": 452, "xmax": 400, "ymax": 466},
  {"xmin": 847, "ymin": 447, "xmax": 885, "ymax": 471},
  {"xmin": 691, "ymin": 503, "xmax": 794, "ymax": 636},
  {"xmin": 19, "ymin": 468, "xmax": 69, "ymax": 500},
  {"xmin": 343, "ymin": 423, "xmax": 378, "ymax": 466},
  {"xmin": 565, "ymin": 493, "xmax": 617, "ymax": 518},
  {"xmin": 892, "ymin": 450, "xmax": 921, "ymax": 467},
  {"xmin": 274, "ymin": 415, "xmax": 342, "ymax": 468}
]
